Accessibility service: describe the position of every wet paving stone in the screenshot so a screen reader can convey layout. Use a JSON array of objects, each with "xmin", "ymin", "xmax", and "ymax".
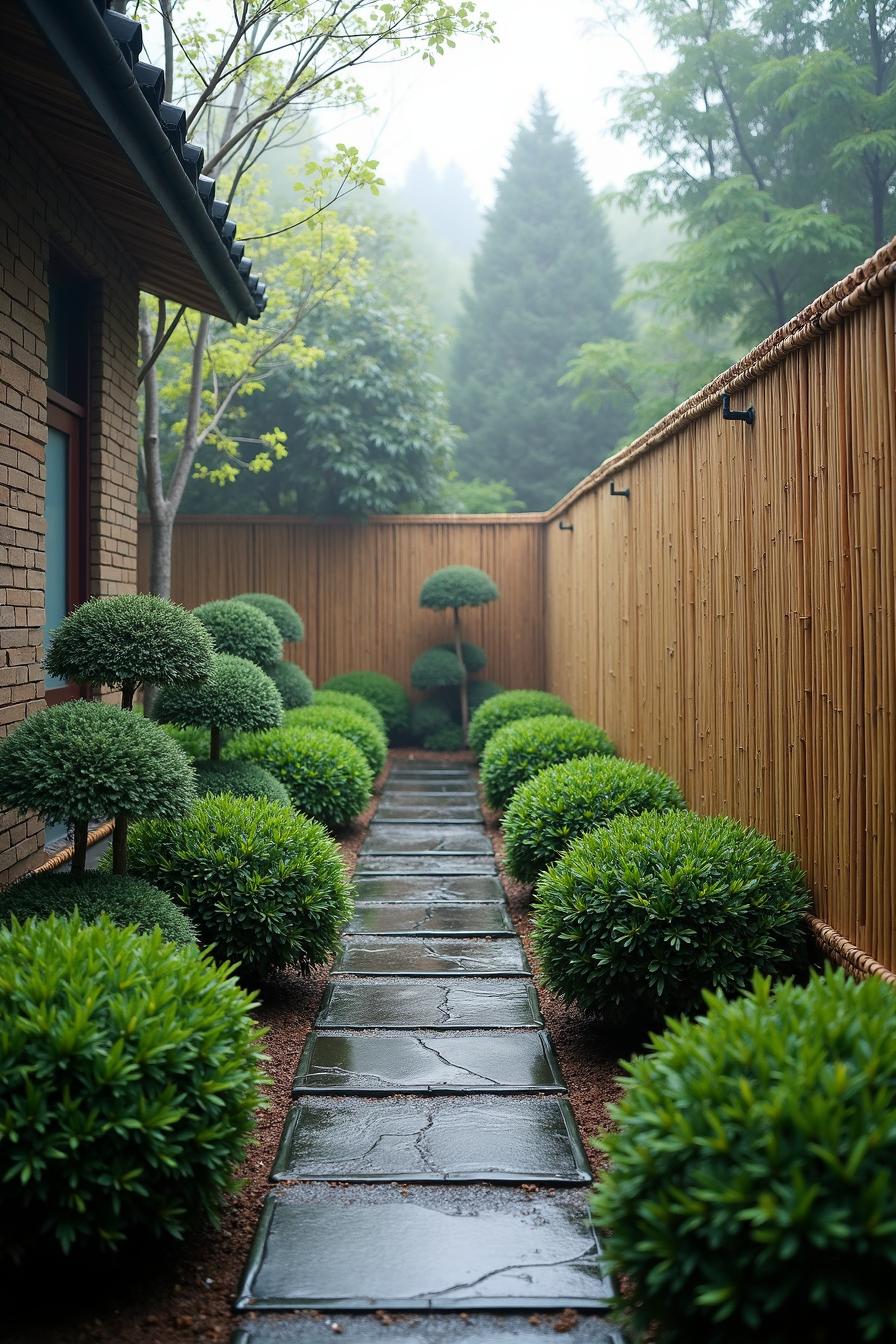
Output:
[
  {"xmin": 271, "ymin": 1095, "xmax": 591, "ymax": 1183},
  {"xmin": 355, "ymin": 854, "xmax": 496, "ymax": 876},
  {"xmin": 376, "ymin": 797, "xmax": 482, "ymax": 820},
  {"xmin": 333, "ymin": 936, "xmax": 528, "ymax": 976},
  {"xmin": 384, "ymin": 777, "xmax": 478, "ymax": 794},
  {"xmin": 353, "ymin": 875, "xmax": 505, "ymax": 903},
  {"xmin": 364, "ymin": 823, "xmax": 490, "ymax": 855},
  {"xmin": 293, "ymin": 1030, "xmax": 563, "ymax": 1093},
  {"xmin": 348, "ymin": 903, "xmax": 512, "ymax": 935},
  {"xmin": 236, "ymin": 1185, "xmax": 612, "ymax": 1312},
  {"xmin": 233, "ymin": 1316, "xmax": 626, "ymax": 1343},
  {"xmin": 315, "ymin": 977, "xmax": 542, "ymax": 1028}
]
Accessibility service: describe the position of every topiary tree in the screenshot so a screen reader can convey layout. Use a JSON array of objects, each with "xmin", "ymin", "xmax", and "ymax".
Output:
[
  {"xmin": 158, "ymin": 722, "xmax": 210, "ymax": 758},
  {"xmin": 419, "ymin": 565, "xmax": 499, "ymax": 741},
  {"xmin": 1, "ymin": 871, "xmax": 196, "ymax": 947},
  {"xmin": 224, "ymin": 726, "xmax": 373, "ymax": 830},
  {"xmin": 312, "ymin": 690, "xmax": 387, "ymax": 736},
  {"xmin": 322, "ymin": 671, "xmax": 411, "ymax": 741},
  {"xmin": 236, "ymin": 593, "xmax": 304, "ymax": 643},
  {"xmin": 192, "ymin": 759, "xmax": 291, "ymax": 805},
  {"xmin": 410, "ymin": 699, "xmax": 465, "ymax": 751},
  {"xmin": 284, "ymin": 705, "xmax": 387, "ymax": 776},
  {"xmin": 468, "ymin": 689, "xmax": 573, "ymax": 757},
  {"xmin": 532, "ymin": 811, "xmax": 809, "ymax": 1026},
  {"xmin": 193, "ymin": 598, "xmax": 282, "ymax": 667},
  {"xmin": 411, "ymin": 646, "xmax": 465, "ymax": 692},
  {"xmin": 266, "ymin": 660, "xmax": 314, "ymax": 709},
  {"xmin": 437, "ymin": 641, "xmax": 487, "ymax": 674},
  {"xmin": 439, "ymin": 678, "xmax": 502, "ymax": 727},
  {"xmin": 154, "ymin": 653, "xmax": 283, "ymax": 760},
  {"xmin": 0, "ymin": 701, "xmax": 196, "ymax": 878},
  {"xmin": 480, "ymin": 715, "xmax": 616, "ymax": 810}
]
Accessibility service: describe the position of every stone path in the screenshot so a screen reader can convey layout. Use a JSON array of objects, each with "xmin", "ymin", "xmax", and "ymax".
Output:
[{"xmin": 234, "ymin": 760, "xmax": 622, "ymax": 1342}]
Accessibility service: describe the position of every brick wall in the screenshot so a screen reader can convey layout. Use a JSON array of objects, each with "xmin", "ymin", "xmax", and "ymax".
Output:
[{"xmin": 0, "ymin": 99, "xmax": 139, "ymax": 882}]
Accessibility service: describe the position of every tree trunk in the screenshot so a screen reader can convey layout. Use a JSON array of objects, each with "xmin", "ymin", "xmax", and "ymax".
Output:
[
  {"xmin": 121, "ymin": 680, "xmax": 135, "ymax": 711},
  {"xmin": 71, "ymin": 819, "xmax": 89, "ymax": 880},
  {"xmin": 149, "ymin": 512, "xmax": 174, "ymax": 599},
  {"xmin": 111, "ymin": 816, "xmax": 129, "ymax": 877},
  {"xmin": 210, "ymin": 724, "xmax": 222, "ymax": 761},
  {"xmin": 452, "ymin": 607, "xmax": 469, "ymax": 744}
]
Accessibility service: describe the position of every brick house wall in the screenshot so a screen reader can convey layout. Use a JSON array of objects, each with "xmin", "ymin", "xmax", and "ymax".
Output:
[{"xmin": 0, "ymin": 98, "xmax": 139, "ymax": 882}]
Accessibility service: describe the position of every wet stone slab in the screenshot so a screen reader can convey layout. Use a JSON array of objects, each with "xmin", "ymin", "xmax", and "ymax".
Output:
[
  {"xmin": 353, "ymin": 875, "xmax": 505, "ymax": 904},
  {"xmin": 333, "ymin": 936, "xmax": 528, "ymax": 977},
  {"xmin": 384, "ymin": 778, "xmax": 478, "ymax": 795},
  {"xmin": 293, "ymin": 1030, "xmax": 563, "ymax": 1093},
  {"xmin": 376, "ymin": 797, "xmax": 482, "ymax": 821},
  {"xmin": 236, "ymin": 1185, "xmax": 612, "ymax": 1312},
  {"xmin": 271, "ymin": 1095, "xmax": 591, "ymax": 1184},
  {"xmin": 363, "ymin": 823, "xmax": 490, "ymax": 855},
  {"xmin": 347, "ymin": 904, "xmax": 512, "ymax": 935},
  {"xmin": 233, "ymin": 1316, "xmax": 626, "ymax": 1343},
  {"xmin": 355, "ymin": 854, "xmax": 497, "ymax": 877},
  {"xmin": 315, "ymin": 977, "xmax": 542, "ymax": 1029}
]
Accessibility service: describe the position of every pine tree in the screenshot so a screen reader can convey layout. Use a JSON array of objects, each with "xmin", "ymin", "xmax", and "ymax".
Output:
[{"xmin": 449, "ymin": 94, "xmax": 628, "ymax": 510}]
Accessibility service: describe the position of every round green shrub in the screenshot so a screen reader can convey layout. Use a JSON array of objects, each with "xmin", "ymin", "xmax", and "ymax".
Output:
[
  {"xmin": 437, "ymin": 641, "xmax": 487, "ymax": 674},
  {"xmin": 593, "ymin": 968, "xmax": 896, "ymax": 1341},
  {"xmin": 419, "ymin": 565, "xmax": 499, "ymax": 610},
  {"xmin": 224, "ymin": 726, "xmax": 372, "ymax": 829},
  {"xmin": 533, "ymin": 811, "xmax": 809, "ymax": 1025},
  {"xmin": 468, "ymin": 690, "xmax": 573, "ymax": 757},
  {"xmin": 312, "ymin": 690, "xmax": 387, "ymax": 736},
  {"xmin": 193, "ymin": 598, "xmax": 282, "ymax": 667},
  {"xmin": 481, "ymin": 715, "xmax": 615, "ymax": 810},
  {"xmin": 410, "ymin": 699, "xmax": 464, "ymax": 751},
  {"xmin": 154, "ymin": 654, "xmax": 283, "ymax": 744},
  {"xmin": 0, "ymin": 914, "xmax": 265, "ymax": 1253},
  {"xmin": 267, "ymin": 660, "xmax": 314, "ymax": 709},
  {"xmin": 322, "ymin": 671, "xmax": 410, "ymax": 738},
  {"xmin": 284, "ymin": 705, "xmax": 387, "ymax": 776},
  {"xmin": 411, "ymin": 646, "xmax": 465, "ymax": 691},
  {"xmin": 236, "ymin": 593, "xmax": 304, "ymax": 642},
  {"xmin": 192, "ymin": 758, "xmax": 290, "ymax": 805},
  {"xmin": 503, "ymin": 754, "xmax": 686, "ymax": 883},
  {"xmin": 128, "ymin": 795, "xmax": 353, "ymax": 978},
  {"xmin": 0, "ymin": 872, "xmax": 196, "ymax": 947}
]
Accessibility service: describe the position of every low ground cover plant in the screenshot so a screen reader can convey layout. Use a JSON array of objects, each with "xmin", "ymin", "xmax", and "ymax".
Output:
[
  {"xmin": 0, "ymin": 915, "xmax": 265, "ymax": 1254},
  {"xmin": 0, "ymin": 872, "xmax": 196, "ymax": 947},
  {"xmin": 192, "ymin": 759, "xmax": 290, "ymax": 805},
  {"xmin": 224, "ymin": 726, "xmax": 372, "ymax": 828},
  {"xmin": 236, "ymin": 593, "xmax": 304, "ymax": 643},
  {"xmin": 313, "ymin": 690, "xmax": 387, "ymax": 735},
  {"xmin": 468, "ymin": 689, "xmax": 573, "ymax": 757},
  {"xmin": 285, "ymin": 704, "xmax": 387, "ymax": 776},
  {"xmin": 503, "ymin": 754, "xmax": 685, "ymax": 883},
  {"xmin": 419, "ymin": 565, "xmax": 499, "ymax": 740},
  {"xmin": 193, "ymin": 598, "xmax": 282, "ymax": 667},
  {"xmin": 533, "ymin": 811, "xmax": 809, "ymax": 1024},
  {"xmin": 481, "ymin": 714, "xmax": 615, "ymax": 809},
  {"xmin": 322, "ymin": 671, "xmax": 410, "ymax": 740},
  {"xmin": 266, "ymin": 660, "xmax": 314, "ymax": 709},
  {"xmin": 155, "ymin": 653, "xmax": 283, "ymax": 759},
  {"xmin": 593, "ymin": 969, "xmax": 896, "ymax": 1342}
]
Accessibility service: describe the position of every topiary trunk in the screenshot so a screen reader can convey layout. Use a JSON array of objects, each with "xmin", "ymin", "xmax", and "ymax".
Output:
[
  {"xmin": 452, "ymin": 606, "xmax": 469, "ymax": 743},
  {"xmin": 210, "ymin": 725, "xmax": 222, "ymax": 761},
  {"xmin": 71, "ymin": 819, "xmax": 89, "ymax": 880},
  {"xmin": 113, "ymin": 680, "xmax": 137, "ymax": 874}
]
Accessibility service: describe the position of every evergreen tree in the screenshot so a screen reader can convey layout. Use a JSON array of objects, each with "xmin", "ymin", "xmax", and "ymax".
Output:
[{"xmin": 449, "ymin": 94, "xmax": 628, "ymax": 510}]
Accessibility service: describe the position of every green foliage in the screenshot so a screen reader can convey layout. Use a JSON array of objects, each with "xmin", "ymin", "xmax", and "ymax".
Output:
[
  {"xmin": 128, "ymin": 795, "xmax": 352, "ymax": 978},
  {"xmin": 411, "ymin": 645, "xmax": 465, "ymax": 691},
  {"xmin": 593, "ymin": 969, "xmax": 896, "ymax": 1341},
  {"xmin": 312, "ymin": 690, "xmax": 387, "ymax": 735},
  {"xmin": 154, "ymin": 654, "xmax": 283, "ymax": 744},
  {"xmin": 533, "ymin": 811, "xmax": 809, "ymax": 1025},
  {"xmin": 468, "ymin": 690, "xmax": 574, "ymax": 758},
  {"xmin": 284, "ymin": 704, "xmax": 387, "ymax": 776},
  {"xmin": 0, "ymin": 915, "xmax": 265, "ymax": 1252},
  {"xmin": 438, "ymin": 476, "xmax": 526, "ymax": 514},
  {"xmin": 322, "ymin": 671, "xmax": 410, "ymax": 737},
  {"xmin": 503, "ymin": 754, "xmax": 686, "ymax": 884},
  {"xmin": 192, "ymin": 599, "xmax": 282, "ymax": 667},
  {"xmin": 192, "ymin": 759, "xmax": 290, "ymax": 805},
  {"xmin": 158, "ymin": 722, "xmax": 211, "ymax": 759},
  {"xmin": 1, "ymin": 872, "xmax": 196, "ymax": 947},
  {"xmin": 236, "ymin": 594, "xmax": 304, "ymax": 642},
  {"xmin": 440, "ymin": 678, "xmax": 502, "ymax": 724},
  {"xmin": 410, "ymin": 699, "xmax": 464, "ymax": 751},
  {"xmin": 44, "ymin": 595, "xmax": 214, "ymax": 699},
  {"xmin": 419, "ymin": 564, "xmax": 499, "ymax": 611},
  {"xmin": 224, "ymin": 726, "xmax": 372, "ymax": 829},
  {"xmin": 481, "ymin": 715, "xmax": 616, "ymax": 810},
  {"xmin": 437, "ymin": 640, "xmax": 486, "ymax": 674},
  {"xmin": 266, "ymin": 660, "xmax": 314, "ymax": 709}
]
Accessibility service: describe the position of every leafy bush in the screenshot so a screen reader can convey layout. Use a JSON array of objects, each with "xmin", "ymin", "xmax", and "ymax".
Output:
[
  {"xmin": 437, "ymin": 640, "xmax": 487, "ymax": 674},
  {"xmin": 155, "ymin": 653, "xmax": 283, "ymax": 757},
  {"xmin": 0, "ymin": 915, "xmax": 265, "ymax": 1252},
  {"xmin": 322, "ymin": 671, "xmax": 410, "ymax": 738},
  {"xmin": 224, "ymin": 726, "xmax": 372, "ymax": 829},
  {"xmin": 410, "ymin": 699, "xmax": 465, "ymax": 750},
  {"xmin": 468, "ymin": 689, "xmax": 573, "ymax": 756},
  {"xmin": 236, "ymin": 593, "xmax": 304, "ymax": 642},
  {"xmin": 481, "ymin": 715, "xmax": 615, "ymax": 809},
  {"xmin": 0, "ymin": 872, "xmax": 196, "ymax": 947},
  {"xmin": 193, "ymin": 759, "xmax": 290, "ymax": 805},
  {"xmin": 312, "ymin": 690, "xmax": 387, "ymax": 735},
  {"xmin": 419, "ymin": 565, "xmax": 499, "ymax": 610},
  {"xmin": 503, "ymin": 754, "xmax": 685, "ymax": 883},
  {"xmin": 266, "ymin": 660, "xmax": 314, "ymax": 709},
  {"xmin": 439, "ymin": 678, "xmax": 502, "ymax": 724},
  {"xmin": 193, "ymin": 598, "xmax": 282, "ymax": 667},
  {"xmin": 159, "ymin": 722, "xmax": 210, "ymax": 759},
  {"xmin": 284, "ymin": 705, "xmax": 387, "ymax": 776},
  {"xmin": 411, "ymin": 646, "xmax": 465, "ymax": 691},
  {"xmin": 128, "ymin": 795, "xmax": 353, "ymax": 977},
  {"xmin": 533, "ymin": 811, "xmax": 809, "ymax": 1025},
  {"xmin": 593, "ymin": 969, "xmax": 896, "ymax": 1342}
]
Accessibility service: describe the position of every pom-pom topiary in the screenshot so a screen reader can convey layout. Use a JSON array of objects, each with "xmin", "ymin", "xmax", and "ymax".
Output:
[
  {"xmin": 322, "ymin": 672, "xmax": 410, "ymax": 740},
  {"xmin": 0, "ymin": 871, "xmax": 196, "ymax": 947},
  {"xmin": 192, "ymin": 758, "xmax": 290, "ymax": 805},
  {"xmin": 266, "ymin": 660, "xmax": 314, "ymax": 709},
  {"xmin": 593, "ymin": 968, "xmax": 896, "ymax": 1341},
  {"xmin": 533, "ymin": 811, "xmax": 809, "ymax": 1025},
  {"xmin": 419, "ymin": 565, "xmax": 499, "ymax": 611},
  {"xmin": 411, "ymin": 646, "xmax": 465, "ymax": 691},
  {"xmin": 236, "ymin": 593, "xmax": 304, "ymax": 643},
  {"xmin": 468, "ymin": 690, "xmax": 573, "ymax": 757},
  {"xmin": 224, "ymin": 726, "xmax": 372, "ymax": 830},
  {"xmin": 0, "ymin": 915, "xmax": 265, "ymax": 1253},
  {"xmin": 284, "ymin": 705, "xmax": 387, "ymax": 776},
  {"xmin": 154, "ymin": 653, "xmax": 282, "ymax": 759},
  {"xmin": 437, "ymin": 641, "xmax": 487, "ymax": 674},
  {"xmin": 312, "ymin": 690, "xmax": 387, "ymax": 736},
  {"xmin": 502, "ymin": 754, "xmax": 686, "ymax": 883},
  {"xmin": 193, "ymin": 598, "xmax": 282, "ymax": 667},
  {"xmin": 128, "ymin": 795, "xmax": 353, "ymax": 978},
  {"xmin": 481, "ymin": 715, "xmax": 615, "ymax": 810},
  {"xmin": 410, "ymin": 699, "xmax": 464, "ymax": 751}
]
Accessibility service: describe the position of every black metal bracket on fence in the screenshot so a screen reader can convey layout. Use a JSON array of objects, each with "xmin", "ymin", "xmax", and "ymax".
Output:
[
  {"xmin": 558, "ymin": 519, "xmax": 574, "ymax": 531},
  {"xmin": 609, "ymin": 481, "xmax": 630, "ymax": 498},
  {"xmin": 722, "ymin": 393, "xmax": 755, "ymax": 426}
]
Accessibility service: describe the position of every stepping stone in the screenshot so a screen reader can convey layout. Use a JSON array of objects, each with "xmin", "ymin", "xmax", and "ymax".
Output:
[
  {"xmin": 271, "ymin": 1095, "xmax": 591, "ymax": 1183},
  {"xmin": 363, "ymin": 823, "xmax": 490, "ymax": 855},
  {"xmin": 315, "ymin": 977, "xmax": 542, "ymax": 1028},
  {"xmin": 353, "ymin": 875, "xmax": 505, "ymax": 903},
  {"xmin": 376, "ymin": 797, "xmax": 481, "ymax": 820},
  {"xmin": 233, "ymin": 1314, "xmax": 626, "ymax": 1342},
  {"xmin": 389, "ymin": 765, "xmax": 473, "ymax": 777},
  {"xmin": 235, "ymin": 1185, "xmax": 612, "ymax": 1311},
  {"xmin": 385, "ymin": 776, "xmax": 477, "ymax": 792},
  {"xmin": 333, "ymin": 936, "xmax": 528, "ymax": 977},
  {"xmin": 355, "ymin": 854, "xmax": 496, "ymax": 876},
  {"xmin": 348, "ymin": 903, "xmax": 512, "ymax": 935}
]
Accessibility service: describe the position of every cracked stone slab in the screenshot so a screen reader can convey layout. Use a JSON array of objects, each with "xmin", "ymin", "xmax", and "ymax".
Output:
[
  {"xmin": 293, "ymin": 1030, "xmax": 563, "ymax": 1093},
  {"xmin": 316, "ymin": 977, "xmax": 542, "ymax": 1029},
  {"xmin": 355, "ymin": 854, "xmax": 497, "ymax": 876},
  {"xmin": 348, "ymin": 904, "xmax": 512, "ymax": 935},
  {"xmin": 363, "ymin": 823, "xmax": 490, "ymax": 855},
  {"xmin": 236, "ymin": 1185, "xmax": 611, "ymax": 1312},
  {"xmin": 333, "ymin": 936, "xmax": 528, "ymax": 977},
  {"xmin": 353, "ymin": 876, "xmax": 505, "ymax": 904},
  {"xmin": 376, "ymin": 798, "xmax": 482, "ymax": 821},
  {"xmin": 271, "ymin": 1095, "xmax": 591, "ymax": 1183},
  {"xmin": 233, "ymin": 1317, "xmax": 626, "ymax": 1343}
]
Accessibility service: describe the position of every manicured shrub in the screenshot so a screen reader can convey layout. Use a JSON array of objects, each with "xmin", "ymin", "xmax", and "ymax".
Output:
[
  {"xmin": 0, "ymin": 872, "xmax": 196, "ymax": 947},
  {"xmin": 193, "ymin": 598, "xmax": 282, "ymax": 667},
  {"xmin": 159, "ymin": 721, "xmax": 210, "ymax": 759},
  {"xmin": 154, "ymin": 653, "xmax": 282, "ymax": 759},
  {"xmin": 128, "ymin": 795, "xmax": 353, "ymax": 977},
  {"xmin": 593, "ymin": 969, "xmax": 896, "ymax": 1342},
  {"xmin": 419, "ymin": 565, "xmax": 499, "ymax": 740},
  {"xmin": 0, "ymin": 915, "xmax": 265, "ymax": 1253},
  {"xmin": 192, "ymin": 758, "xmax": 290, "ymax": 805},
  {"xmin": 267, "ymin": 660, "xmax": 314, "ymax": 709},
  {"xmin": 468, "ymin": 689, "xmax": 573, "ymax": 757},
  {"xmin": 410, "ymin": 699, "xmax": 465, "ymax": 751},
  {"xmin": 224, "ymin": 726, "xmax": 372, "ymax": 829},
  {"xmin": 411, "ymin": 645, "xmax": 465, "ymax": 691},
  {"xmin": 284, "ymin": 705, "xmax": 387, "ymax": 776},
  {"xmin": 533, "ymin": 811, "xmax": 809, "ymax": 1025},
  {"xmin": 437, "ymin": 640, "xmax": 487, "ymax": 674},
  {"xmin": 236, "ymin": 593, "xmax": 304, "ymax": 643},
  {"xmin": 481, "ymin": 715, "xmax": 615, "ymax": 810},
  {"xmin": 312, "ymin": 689, "xmax": 387, "ymax": 735},
  {"xmin": 503, "ymin": 755, "xmax": 685, "ymax": 883},
  {"xmin": 322, "ymin": 671, "xmax": 410, "ymax": 739},
  {"xmin": 439, "ymin": 678, "xmax": 502, "ymax": 724}
]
